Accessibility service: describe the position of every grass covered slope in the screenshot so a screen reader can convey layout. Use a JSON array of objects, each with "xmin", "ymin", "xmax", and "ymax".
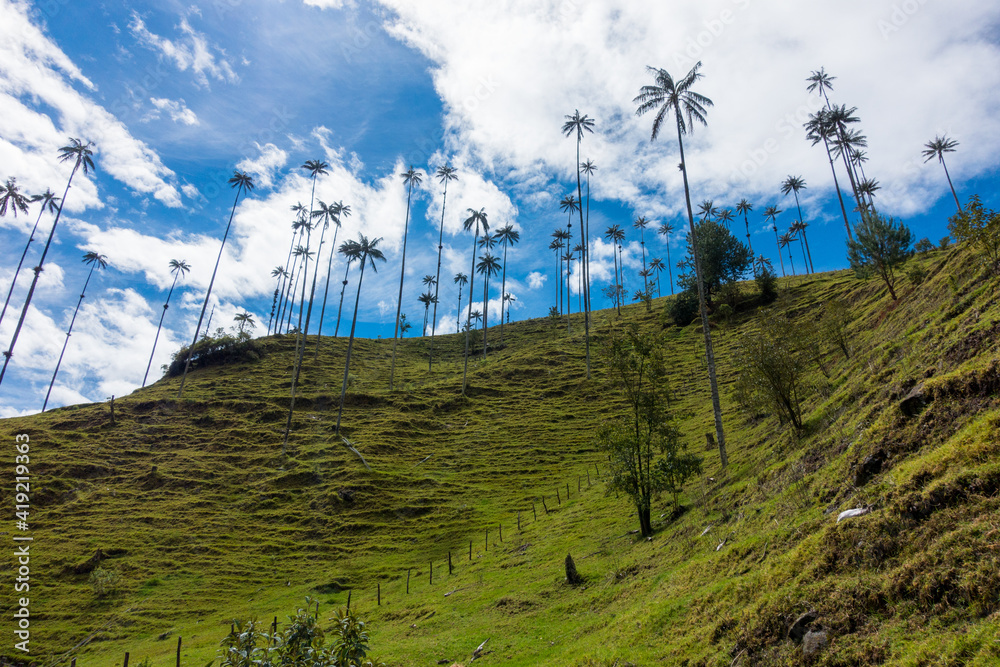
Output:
[{"xmin": 2, "ymin": 242, "xmax": 999, "ymax": 666}]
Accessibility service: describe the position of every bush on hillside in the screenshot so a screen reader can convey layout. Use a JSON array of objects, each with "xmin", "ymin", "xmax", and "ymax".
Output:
[
  {"xmin": 847, "ymin": 212, "xmax": 913, "ymax": 300},
  {"xmin": 733, "ymin": 316, "xmax": 808, "ymax": 429},
  {"xmin": 676, "ymin": 219, "xmax": 753, "ymax": 305},
  {"xmin": 167, "ymin": 330, "xmax": 264, "ymax": 377},
  {"xmin": 755, "ymin": 267, "xmax": 778, "ymax": 304},
  {"xmin": 914, "ymin": 237, "xmax": 933, "ymax": 255},
  {"xmin": 948, "ymin": 195, "xmax": 1000, "ymax": 272},
  {"xmin": 666, "ymin": 289, "xmax": 700, "ymax": 326}
]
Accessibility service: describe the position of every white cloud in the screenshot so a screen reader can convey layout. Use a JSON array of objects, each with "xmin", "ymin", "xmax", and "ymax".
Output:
[
  {"xmin": 146, "ymin": 97, "xmax": 200, "ymax": 126},
  {"xmin": 237, "ymin": 143, "xmax": 289, "ymax": 190},
  {"xmin": 526, "ymin": 271, "xmax": 546, "ymax": 290},
  {"xmin": 0, "ymin": 1, "xmax": 183, "ymax": 209},
  {"xmin": 129, "ymin": 12, "xmax": 239, "ymax": 88},
  {"xmin": 374, "ymin": 0, "xmax": 1000, "ymax": 219}
]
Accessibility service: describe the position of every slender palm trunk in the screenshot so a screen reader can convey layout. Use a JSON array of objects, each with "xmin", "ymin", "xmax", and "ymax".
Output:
[
  {"xmin": 675, "ymin": 115, "xmax": 727, "ymax": 469},
  {"xmin": 499, "ymin": 244, "xmax": 509, "ymax": 343},
  {"xmin": 792, "ymin": 192, "xmax": 814, "ymax": 273},
  {"xmin": 565, "ymin": 254, "xmax": 572, "ymax": 333},
  {"xmin": 266, "ymin": 285, "xmax": 279, "ymax": 335},
  {"xmin": 42, "ymin": 264, "xmax": 97, "ymax": 411},
  {"xmin": 1, "ymin": 159, "xmax": 84, "ymax": 388},
  {"xmin": 787, "ymin": 246, "xmax": 796, "ymax": 276},
  {"xmin": 390, "ymin": 185, "xmax": 414, "ymax": 391},
  {"xmin": 573, "ymin": 138, "xmax": 591, "ymax": 379},
  {"xmin": 0, "ymin": 205, "xmax": 47, "ymax": 329},
  {"xmin": 639, "ymin": 230, "xmax": 648, "ymax": 293},
  {"xmin": 821, "ymin": 134, "xmax": 853, "ymax": 241},
  {"xmin": 773, "ymin": 227, "xmax": 786, "ymax": 277},
  {"xmin": 611, "ymin": 241, "xmax": 621, "ymax": 314},
  {"xmin": 279, "ymin": 232, "xmax": 303, "ymax": 332},
  {"xmin": 941, "ymin": 158, "xmax": 961, "ymax": 213},
  {"xmin": 178, "ymin": 183, "xmax": 246, "ymax": 397},
  {"xmin": 462, "ymin": 230, "xmax": 479, "ymax": 396},
  {"xmin": 456, "ymin": 284, "xmax": 463, "ymax": 333},
  {"xmin": 742, "ymin": 215, "xmax": 755, "ymax": 277},
  {"xmin": 314, "ymin": 226, "xmax": 341, "ymax": 359},
  {"xmin": 334, "ymin": 262, "xmax": 352, "ymax": 338},
  {"xmin": 584, "ymin": 173, "xmax": 593, "ymax": 313},
  {"xmin": 801, "ymin": 228, "xmax": 815, "ymax": 274},
  {"xmin": 274, "ymin": 230, "xmax": 298, "ymax": 333},
  {"xmin": 666, "ymin": 243, "xmax": 674, "ymax": 294},
  {"xmin": 335, "ymin": 258, "xmax": 368, "ymax": 436},
  {"xmin": 430, "ymin": 181, "xmax": 451, "ymax": 370},
  {"xmin": 481, "ymin": 271, "xmax": 490, "ymax": 358},
  {"xmin": 143, "ymin": 273, "xmax": 180, "ymax": 386}
]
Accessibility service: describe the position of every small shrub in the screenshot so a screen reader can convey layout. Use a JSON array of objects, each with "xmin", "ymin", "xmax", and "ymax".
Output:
[
  {"xmin": 822, "ymin": 299, "xmax": 852, "ymax": 359},
  {"xmin": 733, "ymin": 316, "xmax": 808, "ymax": 429},
  {"xmin": 89, "ymin": 566, "xmax": 120, "ymax": 598},
  {"xmin": 666, "ymin": 289, "xmax": 699, "ymax": 326},
  {"xmin": 755, "ymin": 267, "xmax": 778, "ymax": 304},
  {"xmin": 847, "ymin": 212, "xmax": 913, "ymax": 300},
  {"xmin": 914, "ymin": 237, "xmax": 933, "ymax": 254},
  {"xmin": 939, "ymin": 235, "xmax": 951, "ymax": 251},
  {"xmin": 948, "ymin": 195, "xmax": 1000, "ymax": 271},
  {"xmin": 906, "ymin": 263, "xmax": 928, "ymax": 285},
  {"xmin": 167, "ymin": 332, "xmax": 264, "ymax": 377}
]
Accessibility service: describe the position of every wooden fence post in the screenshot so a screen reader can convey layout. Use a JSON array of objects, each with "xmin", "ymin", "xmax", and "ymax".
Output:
[
  {"xmin": 429, "ymin": 560, "xmax": 433, "ymax": 585},
  {"xmin": 378, "ymin": 582, "xmax": 381, "ymax": 606},
  {"xmin": 346, "ymin": 590, "xmax": 351, "ymax": 612},
  {"xmin": 123, "ymin": 652, "xmax": 130, "ymax": 667},
  {"xmin": 449, "ymin": 551, "xmax": 453, "ymax": 575},
  {"xmin": 567, "ymin": 481, "xmax": 570, "ymax": 499},
  {"xmin": 499, "ymin": 522, "xmax": 503, "ymax": 542},
  {"xmin": 532, "ymin": 502, "xmax": 537, "ymax": 520},
  {"xmin": 542, "ymin": 497, "xmax": 548, "ymax": 514},
  {"xmin": 407, "ymin": 568, "xmax": 411, "ymax": 594},
  {"xmin": 517, "ymin": 511, "xmax": 521, "ymax": 531},
  {"xmin": 556, "ymin": 488, "xmax": 561, "ymax": 504},
  {"xmin": 72, "ymin": 658, "xmax": 77, "ymax": 667},
  {"xmin": 176, "ymin": 636, "xmax": 182, "ymax": 667},
  {"xmin": 486, "ymin": 527, "xmax": 489, "ymax": 551},
  {"xmin": 469, "ymin": 540, "xmax": 472, "ymax": 560},
  {"xmin": 587, "ymin": 471, "xmax": 591, "ymax": 486}
]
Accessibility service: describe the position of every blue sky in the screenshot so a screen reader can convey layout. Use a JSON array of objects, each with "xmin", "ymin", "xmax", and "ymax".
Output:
[{"xmin": 1, "ymin": 0, "xmax": 999, "ymax": 415}]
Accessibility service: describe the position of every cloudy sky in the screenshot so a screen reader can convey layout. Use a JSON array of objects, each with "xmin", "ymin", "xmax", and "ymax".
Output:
[{"xmin": 1, "ymin": 0, "xmax": 998, "ymax": 415}]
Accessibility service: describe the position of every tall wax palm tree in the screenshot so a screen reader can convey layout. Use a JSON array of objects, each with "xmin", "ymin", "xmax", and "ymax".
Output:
[
  {"xmin": 780, "ymin": 176, "xmax": 814, "ymax": 273},
  {"xmin": 2, "ymin": 188, "xmax": 60, "ymax": 328},
  {"xmin": 390, "ymin": 166, "xmax": 424, "ymax": 391},
  {"xmin": 633, "ymin": 216, "xmax": 650, "ymax": 293},
  {"xmin": 735, "ymin": 199, "xmax": 754, "ymax": 273},
  {"xmin": 461, "ymin": 208, "xmax": 488, "ymax": 396},
  {"xmin": 234, "ymin": 311, "xmax": 255, "ymax": 333},
  {"xmin": 431, "ymin": 165, "xmax": 458, "ymax": 340},
  {"xmin": 562, "ymin": 110, "xmax": 595, "ymax": 379},
  {"xmin": 580, "ymin": 159, "xmax": 597, "ymax": 312},
  {"xmin": 335, "ymin": 235, "xmax": 386, "ymax": 436},
  {"xmin": 333, "ymin": 247, "xmax": 357, "ymax": 338},
  {"xmin": 573, "ymin": 243, "xmax": 585, "ymax": 312},
  {"xmin": 805, "ymin": 109, "xmax": 853, "ymax": 242},
  {"xmin": 828, "ymin": 104, "xmax": 865, "ymax": 210},
  {"xmin": 764, "ymin": 205, "xmax": 786, "ymax": 277},
  {"xmin": 0, "ymin": 177, "xmax": 31, "ymax": 217},
  {"xmin": 634, "ymin": 62, "xmax": 728, "ymax": 468},
  {"xmin": 656, "ymin": 222, "xmax": 676, "ymax": 294},
  {"xmin": 716, "ymin": 208, "xmax": 733, "ymax": 229},
  {"xmin": 605, "ymin": 224, "xmax": 624, "ymax": 313},
  {"xmin": 778, "ymin": 232, "xmax": 796, "ymax": 276},
  {"xmin": 789, "ymin": 221, "xmax": 811, "ymax": 273},
  {"xmin": 277, "ymin": 215, "xmax": 307, "ymax": 332},
  {"xmin": 293, "ymin": 160, "xmax": 329, "ymax": 350},
  {"xmin": 697, "ymin": 199, "xmax": 717, "ymax": 222},
  {"xmin": 2, "ymin": 139, "xmax": 95, "ymax": 389},
  {"xmin": 454, "ymin": 272, "xmax": 468, "ymax": 333},
  {"xmin": 503, "ymin": 292, "xmax": 515, "ymax": 323},
  {"xmin": 923, "ymin": 135, "xmax": 962, "ymax": 212},
  {"xmin": 649, "ymin": 258, "xmax": 664, "ymax": 297},
  {"xmin": 856, "ymin": 177, "xmax": 880, "ymax": 213},
  {"xmin": 314, "ymin": 201, "xmax": 350, "ymax": 358},
  {"xmin": 549, "ymin": 236, "xmax": 564, "ymax": 312},
  {"xmin": 418, "ymin": 291, "xmax": 435, "ymax": 336},
  {"xmin": 285, "ymin": 245, "xmax": 313, "ymax": 332},
  {"xmin": 177, "ymin": 170, "xmax": 253, "ymax": 397},
  {"xmin": 266, "ymin": 266, "xmax": 285, "ymax": 335},
  {"xmin": 42, "ymin": 251, "xmax": 107, "ymax": 411},
  {"xmin": 494, "ymin": 224, "xmax": 519, "ymax": 342},
  {"xmin": 563, "ymin": 247, "xmax": 575, "ymax": 328},
  {"xmin": 477, "ymin": 252, "xmax": 501, "ymax": 356},
  {"xmin": 143, "ymin": 259, "xmax": 191, "ymax": 386}
]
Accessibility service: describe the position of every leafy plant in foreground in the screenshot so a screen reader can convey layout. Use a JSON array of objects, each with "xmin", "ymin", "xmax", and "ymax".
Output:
[{"xmin": 847, "ymin": 211, "xmax": 913, "ymax": 300}]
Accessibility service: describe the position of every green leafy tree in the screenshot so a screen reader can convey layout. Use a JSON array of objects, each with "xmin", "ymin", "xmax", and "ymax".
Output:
[
  {"xmin": 733, "ymin": 317, "xmax": 808, "ymax": 430},
  {"xmin": 948, "ymin": 195, "xmax": 1000, "ymax": 272},
  {"xmin": 390, "ymin": 166, "xmax": 424, "ymax": 390},
  {"xmin": 42, "ymin": 250, "xmax": 108, "ymax": 412},
  {"xmin": 676, "ymin": 219, "xmax": 752, "ymax": 305},
  {"xmin": 923, "ymin": 135, "xmax": 962, "ymax": 213},
  {"xmin": 177, "ymin": 170, "xmax": 254, "ymax": 398},
  {"xmin": 143, "ymin": 259, "xmax": 190, "ymax": 386},
  {"xmin": 336, "ymin": 235, "xmax": 386, "ymax": 436},
  {"xmin": 597, "ymin": 324, "xmax": 699, "ymax": 536},
  {"xmin": 2, "ymin": 139, "xmax": 95, "ymax": 388},
  {"xmin": 634, "ymin": 62, "xmax": 728, "ymax": 467},
  {"xmin": 847, "ymin": 212, "xmax": 913, "ymax": 300}
]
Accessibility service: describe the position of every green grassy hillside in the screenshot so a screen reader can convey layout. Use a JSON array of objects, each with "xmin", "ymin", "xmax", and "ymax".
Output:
[{"xmin": 2, "ymin": 242, "xmax": 999, "ymax": 666}]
